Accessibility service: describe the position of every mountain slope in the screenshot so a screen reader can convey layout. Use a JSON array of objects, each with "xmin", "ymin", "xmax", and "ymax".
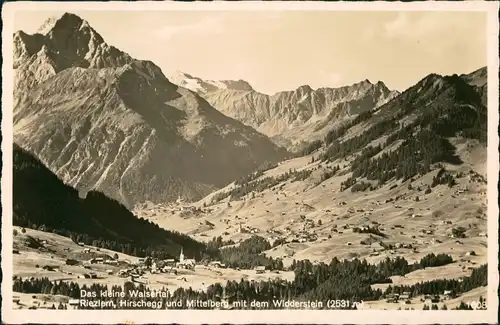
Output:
[
  {"xmin": 139, "ymin": 69, "xmax": 487, "ymax": 268},
  {"xmin": 170, "ymin": 72, "xmax": 399, "ymax": 151},
  {"xmin": 13, "ymin": 143, "xmax": 213, "ymax": 260},
  {"xmin": 461, "ymin": 67, "xmax": 487, "ymax": 107},
  {"xmin": 13, "ymin": 13, "xmax": 288, "ymax": 209}
]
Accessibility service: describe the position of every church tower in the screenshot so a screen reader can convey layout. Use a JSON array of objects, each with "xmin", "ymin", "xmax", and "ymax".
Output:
[{"xmin": 179, "ymin": 247, "xmax": 184, "ymax": 263}]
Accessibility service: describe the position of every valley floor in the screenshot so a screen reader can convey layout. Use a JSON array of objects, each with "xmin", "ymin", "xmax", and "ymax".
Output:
[
  {"xmin": 12, "ymin": 227, "xmax": 294, "ymax": 309},
  {"xmin": 12, "ymin": 141, "xmax": 489, "ymax": 311},
  {"xmin": 11, "ymin": 225, "xmax": 487, "ymax": 310},
  {"xmin": 139, "ymin": 146, "xmax": 487, "ymax": 270}
]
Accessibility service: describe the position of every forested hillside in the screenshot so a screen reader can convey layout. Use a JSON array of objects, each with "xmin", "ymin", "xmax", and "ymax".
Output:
[
  {"xmin": 310, "ymin": 72, "xmax": 487, "ymax": 191},
  {"xmin": 13, "ymin": 143, "xmax": 216, "ymax": 260}
]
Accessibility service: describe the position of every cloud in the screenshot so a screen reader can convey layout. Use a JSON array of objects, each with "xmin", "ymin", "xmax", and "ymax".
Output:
[
  {"xmin": 383, "ymin": 12, "xmax": 416, "ymax": 38},
  {"xmin": 153, "ymin": 16, "xmax": 225, "ymax": 41},
  {"xmin": 153, "ymin": 12, "xmax": 283, "ymax": 41},
  {"xmin": 382, "ymin": 12, "xmax": 471, "ymax": 40},
  {"xmin": 359, "ymin": 12, "xmax": 434, "ymax": 42}
]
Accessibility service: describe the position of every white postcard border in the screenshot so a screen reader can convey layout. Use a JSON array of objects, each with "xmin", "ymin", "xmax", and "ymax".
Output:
[{"xmin": 2, "ymin": 1, "xmax": 499, "ymax": 324}]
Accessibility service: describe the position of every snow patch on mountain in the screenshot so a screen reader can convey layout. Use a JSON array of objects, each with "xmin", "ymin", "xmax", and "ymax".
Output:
[{"xmin": 170, "ymin": 72, "xmax": 400, "ymax": 151}]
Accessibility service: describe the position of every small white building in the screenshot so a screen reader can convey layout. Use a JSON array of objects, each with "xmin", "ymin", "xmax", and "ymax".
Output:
[
  {"xmin": 68, "ymin": 299, "xmax": 79, "ymax": 307},
  {"xmin": 177, "ymin": 259, "xmax": 196, "ymax": 269},
  {"xmin": 89, "ymin": 257, "xmax": 104, "ymax": 264},
  {"xmin": 254, "ymin": 266, "xmax": 266, "ymax": 274},
  {"xmin": 164, "ymin": 259, "xmax": 176, "ymax": 266}
]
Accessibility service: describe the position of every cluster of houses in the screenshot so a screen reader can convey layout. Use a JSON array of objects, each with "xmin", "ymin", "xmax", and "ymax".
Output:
[
  {"xmin": 77, "ymin": 272, "xmax": 98, "ymax": 279},
  {"xmin": 467, "ymin": 170, "xmax": 486, "ymax": 184},
  {"xmin": 88, "ymin": 257, "xmax": 119, "ymax": 266},
  {"xmin": 386, "ymin": 290, "xmax": 456, "ymax": 304},
  {"xmin": 115, "ymin": 246, "xmax": 211, "ymax": 281},
  {"xmin": 238, "ymin": 223, "xmax": 259, "ymax": 234},
  {"xmin": 277, "ymin": 225, "xmax": 318, "ymax": 244},
  {"xmin": 139, "ymin": 195, "xmax": 202, "ymax": 218}
]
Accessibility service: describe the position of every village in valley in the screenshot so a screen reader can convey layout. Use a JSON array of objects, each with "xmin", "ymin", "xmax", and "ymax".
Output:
[
  {"xmin": 12, "ymin": 225, "xmax": 295, "ymax": 310},
  {"xmin": 12, "ymin": 152, "xmax": 489, "ymax": 311},
  {"xmin": 9, "ymin": 9, "xmax": 492, "ymax": 314}
]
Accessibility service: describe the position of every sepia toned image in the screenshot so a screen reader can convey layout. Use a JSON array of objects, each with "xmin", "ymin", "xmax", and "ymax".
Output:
[{"xmin": 1, "ymin": 1, "xmax": 499, "ymax": 324}]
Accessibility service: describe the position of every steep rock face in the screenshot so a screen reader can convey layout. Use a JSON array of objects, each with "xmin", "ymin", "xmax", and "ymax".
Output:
[
  {"xmin": 13, "ymin": 13, "xmax": 288, "ymax": 209},
  {"xmin": 171, "ymin": 72, "xmax": 399, "ymax": 150},
  {"xmin": 14, "ymin": 13, "xmax": 133, "ymax": 93},
  {"xmin": 461, "ymin": 67, "xmax": 487, "ymax": 107}
]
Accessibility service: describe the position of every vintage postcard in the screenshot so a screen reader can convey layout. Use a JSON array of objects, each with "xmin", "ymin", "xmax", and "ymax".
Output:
[{"xmin": 1, "ymin": 1, "xmax": 499, "ymax": 324}]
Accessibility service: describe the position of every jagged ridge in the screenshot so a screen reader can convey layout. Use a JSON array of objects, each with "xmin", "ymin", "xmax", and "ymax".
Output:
[{"xmin": 170, "ymin": 72, "xmax": 400, "ymax": 151}]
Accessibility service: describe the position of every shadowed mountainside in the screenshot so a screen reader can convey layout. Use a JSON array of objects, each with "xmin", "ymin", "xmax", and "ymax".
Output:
[{"xmin": 13, "ymin": 143, "xmax": 216, "ymax": 260}]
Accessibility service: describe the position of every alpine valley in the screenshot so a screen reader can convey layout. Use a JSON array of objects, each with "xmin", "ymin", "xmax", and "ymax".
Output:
[{"xmin": 11, "ymin": 13, "xmax": 489, "ymax": 311}]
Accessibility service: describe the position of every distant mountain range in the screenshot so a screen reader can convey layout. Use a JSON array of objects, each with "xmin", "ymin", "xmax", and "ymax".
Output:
[
  {"xmin": 170, "ymin": 71, "xmax": 400, "ymax": 151},
  {"xmin": 13, "ymin": 13, "xmax": 288, "ymax": 209},
  {"xmin": 11, "ymin": 12, "xmax": 488, "ymax": 212}
]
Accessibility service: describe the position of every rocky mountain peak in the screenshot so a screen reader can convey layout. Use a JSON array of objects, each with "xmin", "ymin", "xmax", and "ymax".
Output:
[
  {"xmin": 349, "ymin": 79, "xmax": 374, "ymax": 92},
  {"xmin": 415, "ymin": 72, "xmax": 467, "ymax": 94},
  {"xmin": 296, "ymin": 84, "xmax": 313, "ymax": 94},
  {"xmin": 391, "ymin": 70, "xmax": 486, "ymax": 111},
  {"xmin": 44, "ymin": 13, "xmax": 90, "ymax": 34},
  {"xmin": 14, "ymin": 12, "xmax": 133, "ymax": 89},
  {"xmin": 36, "ymin": 16, "xmax": 59, "ymax": 35},
  {"xmin": 374, "ymin": 80, "xmax": 389, "ymax": 91},
  {"xmin": 220, "ymin": 79, "xmax": 254, "ymax": 92},
  {"xmin": 461, "ymin": 66, "xmax": 487, "ymax": 88},
  {"xmin": 44, "ymin": 12, "xmax": 105, "ymax": 49}
]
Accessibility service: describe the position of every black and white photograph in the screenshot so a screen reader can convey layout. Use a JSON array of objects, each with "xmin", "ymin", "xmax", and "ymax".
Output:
[{"xmin": 2, "ymin": 1, "xmax": 499, "ymax": 324}]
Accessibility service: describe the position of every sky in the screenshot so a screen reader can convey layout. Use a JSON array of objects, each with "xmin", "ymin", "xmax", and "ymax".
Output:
[{"xmin": 14, "ymin": 10, "xmax": 487, "ymax": 94}]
